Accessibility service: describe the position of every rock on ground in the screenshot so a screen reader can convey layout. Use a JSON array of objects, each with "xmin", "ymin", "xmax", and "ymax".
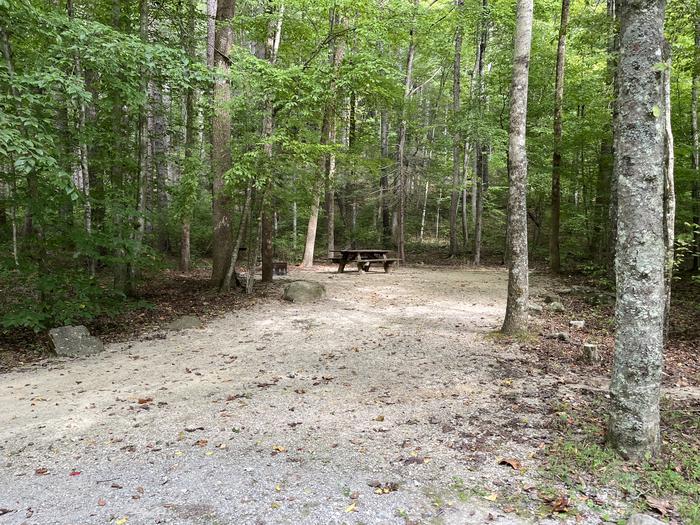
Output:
[
  {"xmin": 166, "ymin": 315, "xmax": 203, "ymax": 331},
  {"xmin": 282, "ymin": 280, "xmax": 326, "ymax": 303},
  {"xmin": 627, "ymin": 514, "xmax": 665, "ymax": 525},
  {"xmin": 48, "ymin": 325, "xmax": 104, "ymax": 357}
]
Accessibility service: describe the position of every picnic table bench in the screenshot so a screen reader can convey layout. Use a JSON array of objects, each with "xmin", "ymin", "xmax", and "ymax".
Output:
[{"xmin": 330, "ymin": 249, "xmax": 399, "ymax": 273}]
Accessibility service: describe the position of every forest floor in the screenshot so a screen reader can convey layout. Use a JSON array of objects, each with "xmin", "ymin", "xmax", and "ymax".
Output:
[{"xmin": 0, "ymin": 264, "xmax": 698, "ymax": 525}]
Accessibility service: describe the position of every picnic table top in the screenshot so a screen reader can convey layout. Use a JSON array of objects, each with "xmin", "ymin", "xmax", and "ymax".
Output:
[{"xmin": 337, "ymin": 249, "xmax": 390, "ymax": 254}]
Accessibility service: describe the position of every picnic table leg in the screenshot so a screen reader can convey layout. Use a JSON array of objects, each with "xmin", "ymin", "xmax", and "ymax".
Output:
[
  {"xmin": 338, "ymin": 262, "xmax": 346, "ymax": 273},
  {"xmin": 383, "ymin": 261, "xmax": 393, "ymax": 273}
]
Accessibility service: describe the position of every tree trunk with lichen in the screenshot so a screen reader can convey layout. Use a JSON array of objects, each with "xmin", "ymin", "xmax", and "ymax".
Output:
[
  {"xmin": 501, "ymin": 0, "xmax": 533, "ymax": 336},
  {"xmin": 607, "ymin": 0, "xmax": 667, "ymax": 461}
]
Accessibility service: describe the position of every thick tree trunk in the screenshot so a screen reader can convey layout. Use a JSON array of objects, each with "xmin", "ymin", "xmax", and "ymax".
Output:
[
  {"xmin": 207, "ymin": 0, "xmax": 218, "ymax": 69},
  {"xmin": 449, "ymin": 0, "xmax": 464, "ymax": 257},
  {"xmin": 607, "ymin": 0, "xmax": 667, "ymax": 461},
  {"xmin": 549, "ymin": 0, "xmax": 569, "ymax": 273},
  {"xmin": 210, "ymin": 0, "xmax": 236, "ymax": 288},
  {"xmin": 501, "ymin": 0, "xmax": 533, "ymax": 335}
]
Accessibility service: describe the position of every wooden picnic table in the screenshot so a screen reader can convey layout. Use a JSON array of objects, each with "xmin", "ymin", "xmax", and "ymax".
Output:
[{"xmin": 329, "ymin": 249, "xmax": 399, "ymax": 273}]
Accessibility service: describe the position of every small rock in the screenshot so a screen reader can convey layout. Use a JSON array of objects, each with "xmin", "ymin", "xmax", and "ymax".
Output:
[
  {"xmin": 547, "ymin": 332, "xmax": 570, "ymax": 342},
  {"xmin": 282, "ymin": 281, "xmax": 326, "ymax": 303},
  {"xmin": 555, "ymin": 287, "xmax": 573, "ymax": 295},
  {"xmin": 166, "ymin": 316, "xmax": 203, "ymax": 331},
  {"xmin": 547, "ymin": 301, "xmax": 565, "ymax": 312},
  {"xmin": 528, "ymin": 304, "xmax": 543, "ymax": 313},
  {"xmin": 49, "ymin": 326, "xmax": 104, "ymax": 357},
  {"xmin": 569, "ymin": 320, "xmax": 585, "ymax": 329},
  {"xmin": 543, "ymin": 292, "xmax": 561, "ymax": 304},
  {"xmin": 628, "ymin": 515, "xmax": 665, "ymax": 525},
  {"xmin": 583, "ymin": 344, "xmax": 600, "ymax": 364}
]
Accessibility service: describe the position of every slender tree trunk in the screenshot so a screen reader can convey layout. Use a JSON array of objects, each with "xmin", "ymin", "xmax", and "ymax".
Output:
[
  {"xmin": 607, "ymin": 0, "xmax": 667, "ymax": 461},
  {"xmin": 222, "ymin": 185, "xmax": 252, "ymax": 292},
  {"xmin": 461, "ymin": 142, "xmax": 470, "ymax": 251},
  {"xmin": 210, "ymin": 0, "xmax": 236, "ymax": 287},
  {"xmin": 663, "ymin": 57, "xmax": 675, "ymax": 342},
  {"xmin": 472, "ymin": 0, "xmax": 488, "ymax": 264},
  {"xmin": 449, "ymin": 0, "xmax": 464, "ymax": 257},
  {"xmin": 380, "ymin": 108, "xmax": 392, "ymax": 245},
  {"xmin": 397, "ymin": 0, "xmax": 419, "ymax": 261},
  {"xmin": 180, "ymin": 0, "xmax": 197, "ymax": 273},
  {"xmin": 260, "ymin": 2, "xmax": 284, "ymax": 283},
  {"xmin": 420, "ymin": 181, "xmax": 429, "ymax": 243},
  {"xmin": 549, "ymin": 0, "xmax": 569, "ymax": 273},
  {"xmin": 207, "ymin": 0, "xmax": 218, "ymax": 69},
  {"xmin": 692, "ymin": 0, "xmax": 700, "ymax": 271},
  {"xmin": 501, "ymin": 0, "xmax": 533, "ymax": 335},
  {"xmin": 607, "ymin": 0, "xmax": 620, "ymax": 274},
  {"xmin": 302, "ymin": 8, "xmax": 344, "ymax": 267}
]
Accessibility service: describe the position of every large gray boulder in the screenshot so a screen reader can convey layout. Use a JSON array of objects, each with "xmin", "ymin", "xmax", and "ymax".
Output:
[
  {"xmin": 49, "ymin": 325, "xmax": 104, "ymax": 357},
  {"xmin": 283, "ymin": 281, "xmax": 326, "ymax": 303},
  {"xmin": 628, "ymin": 515, "xmax": 664, "ymax": 525}
]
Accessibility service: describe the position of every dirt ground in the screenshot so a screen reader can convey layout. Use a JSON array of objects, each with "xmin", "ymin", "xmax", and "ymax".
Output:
[{"xmin": 0, "ymin": 265, "xmax": 695, "ymax": 524}]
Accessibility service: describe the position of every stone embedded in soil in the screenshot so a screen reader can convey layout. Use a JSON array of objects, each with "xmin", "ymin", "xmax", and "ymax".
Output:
[
  {"xmin": 282, "ymin": 280, "xmax": 326, "ymax": 303},
  {"xmin": 547, "ymin": 332, "xmax": 570, "ymax": 342},
  {"xmin": 569, "ymin": 320, "xmax": 585, "ymax": 329},
  {"xmin": 543, "ymin": 292, "xmax": 561, "ymax": 304},
  {"xmin": 627, "ymin": 514, "xmax": 665, "ymax": 525},
  {"xmin": 547, "ymin": 301, "xmax": 565, "ymax": 312},
  {"xmin": 49, "ymin": 325, "xmax": 104, "ymax": 357},
  {"xmin": 166, "ymin": 315, "xmax": 203, "ymax": 331},
  {"xmin": 528, "ymin": 303, "xmax": 543, "ymax": 313}
]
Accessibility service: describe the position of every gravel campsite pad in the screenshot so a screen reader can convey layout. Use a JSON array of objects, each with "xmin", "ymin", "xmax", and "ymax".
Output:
[{"xmin": 0, "ymin": 267, "xmax": 653, "ymax": 524}]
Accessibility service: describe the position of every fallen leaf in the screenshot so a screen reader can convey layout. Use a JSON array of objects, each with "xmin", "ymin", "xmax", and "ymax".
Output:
[
  {"xmin": 374, "ymin": 415, "xmax": 385, "ymax": 422},
  {"xmin": 645, "ymin": 495, "xmax": 672, "ymax": 516},
  {"xmin": 97, "ymin": 498, "xmax": 106, "ymax": 507},
  {"xmin": 69, "ymin": 470, "xmax": 81, "ymax": 477},
  {"xmin": 484, "ymin": 493, "xmax": 498, "ymax": 502},
  {"xmin": 34, "ymin": 468, "xmax": 48, "ymax": 476},
  {"xmin": 193, "ymin": 439, "xmax": 208, "ymax": 447},
  {"xmin": 0, "ymin": 509, "xmax": 14, "ymax": 517},
  {"xmin": 272, "ymin": 445, "xmax": 287, "ymax": 453},
  {"xmin": 345, "ymin": 501, "xmax": 357, "ymax": 513},
  {"xmin": 498, "ymin": 458, "xmax": 522, "ymax": 470},
  {"xmin": 551, "ymin": 495, "xmax": 570, "ymax": 513},
  {"xmin": 137, "ymin": 398, "xmax": 152, "ymax": 405},
  {"xmin": 115, "ymin": 518, "xmax": 128, "ymax": 525}
]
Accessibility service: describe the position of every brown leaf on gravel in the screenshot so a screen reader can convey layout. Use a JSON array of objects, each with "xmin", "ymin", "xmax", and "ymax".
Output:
[
  {"xmin": 193, "ymin": 439, "xmax": 208, "ymax": 447},
  {"xmin": 498, "ymin": 458, "xmax": 522, "ymax": 470},
  {"xmin": 97, "ymin": 498, "xmax": 106, "ymax": 507},
  {"xmin": 645, "ymin": 495, "xmax": 672, "ymax": 516},
  {"xmin": 404, "ymin": 456, "xmax": 431, "ymax": 465},
  {"xmin": 550, "ymin": 494, "xmax": 570, "ymax": 513},
  {"xmin": 137, "ymin": 397, "xmax": 153, "ymax": 405},
  {"xmin": 368, "ymin": 481, "xmax": 399, "ymax": 494},
  {"xmin": 374, "ymin": 415, "xmax": 385, "ymax": 422},
  {"xmin": 34, "ymin": 467, "xmax": 48, "ymax": 475}
]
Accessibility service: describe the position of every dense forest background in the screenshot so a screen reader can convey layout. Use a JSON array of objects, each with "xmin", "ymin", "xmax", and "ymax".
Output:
[{"xmin": 1, "ymin": 0, "xmax": 698, "ymax": 331}]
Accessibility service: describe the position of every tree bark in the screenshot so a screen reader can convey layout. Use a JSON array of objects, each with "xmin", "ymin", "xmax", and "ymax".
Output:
[
  {"xmin": 472, "ymin": 0, "xmax": 488, "ymax": 265},
  {"xmin": 549, "ymin": 0, "xmax": 570, "ymax": 273},
  {"xmin": 692, "ymin": 0, "xmax": 700, "ymax": 271},
  {"xmin": 397, "ymin": 0, "xmax": 419, "ymax": 262},
  {"xmin": 210, "ymin": 0, "xmax": 236, "ymax": 288},
  {"xmin": 607, "ymin": 0, "xmax": 667, "ymax": 461},
  {"xmin": 449, "ymin": 0, "xmax": 464, "ymax": 257},
  {"xmin": 380, "ymin": 108, "xmax": 392, "ymax": 246},
  {"xmin": 260, "ymin": 2, "xmax": 284, "ymax": 283},
  {"xmin": 662, "ymin": 54, "xmax": 674, "ymax": 343},
  {"xmin": 501, "ymin": 0, "xmax": 533, "ymax": 335}
]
